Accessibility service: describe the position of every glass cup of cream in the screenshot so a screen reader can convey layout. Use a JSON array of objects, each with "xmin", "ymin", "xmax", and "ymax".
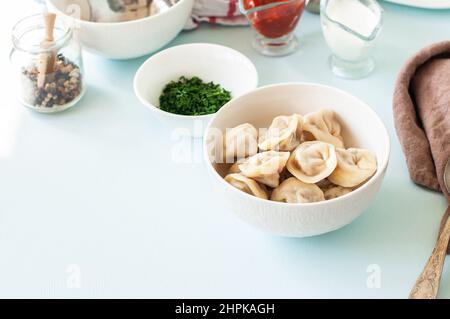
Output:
[{"xmin": 321, "ymin": 0, "xmax": 384, "ymax": 79}]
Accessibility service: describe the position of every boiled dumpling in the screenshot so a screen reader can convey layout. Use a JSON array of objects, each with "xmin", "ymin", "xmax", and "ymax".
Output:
[
  {"xmin": 303, "ymin": 110, "xmax": 344, "ymax": 148},
  {"xmin": 259, "ymin": 114, "xmax": 303, "ymax": 151},
  {"xmin": 271, "ymin": 177, "xmax": 325, "ymax": 203},
  {"xmin": 328, "ymin": 148, "xmax": 377, "ymax": 187},
  {"xmin": 324, "ymin": 185, "xmax": 353, "ymax": 200},
  {"xmin": 286, "ymin": 141, "xmax": 337, "ymax": 184},
  {"xmin": 224, "ymin": 123, "xmax": 258, "ymax": 161},
  {"xmin": 225, "ymin": 174, "xmax": 269, "ymax": 199},
  {"xmin": 239, "ymin": 151, "xmax": 290, "ymax": 188}
]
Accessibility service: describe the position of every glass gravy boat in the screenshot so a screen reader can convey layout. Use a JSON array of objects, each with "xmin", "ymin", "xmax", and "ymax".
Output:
[{"xmin": 239, "ymin": 0, "xmax": 306, "ymax": 56}]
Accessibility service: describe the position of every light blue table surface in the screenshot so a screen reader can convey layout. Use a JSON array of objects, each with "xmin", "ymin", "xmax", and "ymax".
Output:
[{"xmin": 1, "ymin": 1, "xmax": 449, "ymax": 298}]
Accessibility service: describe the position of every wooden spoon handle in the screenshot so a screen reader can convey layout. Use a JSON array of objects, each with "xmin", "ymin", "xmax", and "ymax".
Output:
[
  {"xmin": 409, "ymin": 215, "xmax": 450, "ymax": 299},
  {"xmin": 44, "ymin": 12, "xmax": 56, "ymax": 42},
  {"xmin": 37, "ymin": 13, "xmax": 57, "ymax": 89}
]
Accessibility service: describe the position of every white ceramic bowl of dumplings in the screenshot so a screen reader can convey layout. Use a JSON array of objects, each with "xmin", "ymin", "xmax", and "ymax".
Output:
[
  {"xmin": 203, "ymin": 83, "xmax": 390, "ymax": 237},
  {"xmin": 46, "ymin": 0, "xmax": 194, "ymax": 59},
  {"xmin": 134, "ymin": 43, "xmax": 258, "ymax": 137}
]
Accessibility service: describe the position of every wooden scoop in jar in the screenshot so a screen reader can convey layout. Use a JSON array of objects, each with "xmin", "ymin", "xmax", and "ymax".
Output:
[{"xmin": 37, "ymin": 12, "xmax": 57, "ymax": 89}]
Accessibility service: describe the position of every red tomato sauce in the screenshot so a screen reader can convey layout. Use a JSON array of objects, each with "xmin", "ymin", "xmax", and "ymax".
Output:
[{"xmin": 243, "ymin": 0, "xmax": 306, "ymax": 39}]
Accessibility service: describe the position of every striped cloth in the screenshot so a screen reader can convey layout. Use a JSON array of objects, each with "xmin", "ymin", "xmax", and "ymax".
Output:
[{"xmin": 185, "ymin": 0, "xmax": 248, "ymax": 29}]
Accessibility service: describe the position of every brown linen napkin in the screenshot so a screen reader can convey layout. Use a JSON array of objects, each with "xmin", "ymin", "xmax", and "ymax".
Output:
[{"xmin": 393, "ymin": 41, "xmax": 450, "ymax": 253}]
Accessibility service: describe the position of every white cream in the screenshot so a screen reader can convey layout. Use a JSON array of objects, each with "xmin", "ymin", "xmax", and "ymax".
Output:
[{"xmin": 322, "ymin": 0, "xmax": 381, "ymax": 62}]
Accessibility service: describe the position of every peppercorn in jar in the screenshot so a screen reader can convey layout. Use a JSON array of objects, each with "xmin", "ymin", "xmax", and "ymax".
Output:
[{"xmin": 10, "ymin": 13, "xmax": 85, "ymax": 113}]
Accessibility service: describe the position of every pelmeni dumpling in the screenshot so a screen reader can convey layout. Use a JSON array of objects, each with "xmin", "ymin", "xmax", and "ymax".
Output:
[
  {"xmin": 224, "ymin": 123, "xmax": 258, "ymax": 161},
  {"xmin": 224, "ymin": 174, "xmax": 268, "ymax": 200},
  {"xmin": 303, "ymin": 110, "xmax": 344, "ymax": 148},
  {"xmin": 328, "ymin": 148, "xmax": 377, "ymax": 188},
  {"xmin": 271, "ymin": 177, "xmax": 325, "ymax": 203},
  {"xmin": 324, "ymin": 185, "xmax": 353, "ymax": 200},
  {"xmin": 239, "ymin": 151, "xmax": 290, "ymax": 188},
  {"xmin": 287, "ymin": 141, "xmax": 337, "ymax": 184},
  {"xmin": 259, "ymin": 114, "xmax": 303, "ymax": 151}
]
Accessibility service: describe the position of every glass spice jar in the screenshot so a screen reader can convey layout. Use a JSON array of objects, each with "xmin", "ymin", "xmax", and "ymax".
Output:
[{"xmin": 10, "ymin": 13, "xmax": 85, "ymax": 113}]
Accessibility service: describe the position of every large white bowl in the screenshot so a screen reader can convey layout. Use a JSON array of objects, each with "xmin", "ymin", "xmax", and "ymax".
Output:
[
  {"xmin": 134, "ymin": 43, "xmax": 258, "ymax": 137},
  {"xmin": 203, "ymin": 83, "xmax": 390, "ymax": 237},
  {"xmin": 47, "ymin": 0, "xmax": 194, "ymax": 59}
]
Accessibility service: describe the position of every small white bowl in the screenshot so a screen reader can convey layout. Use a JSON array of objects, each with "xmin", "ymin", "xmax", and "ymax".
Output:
[
  {"xmin": 47, "ymin": 0, "xmax": 194, "ymax": 59},
  {"xmin": 203, "ymin": 83, "xmax": 390, "ymax": 237},
  {"xmin": 134, "ymin": 43, "xmax": 258, "ymax": 137}
]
